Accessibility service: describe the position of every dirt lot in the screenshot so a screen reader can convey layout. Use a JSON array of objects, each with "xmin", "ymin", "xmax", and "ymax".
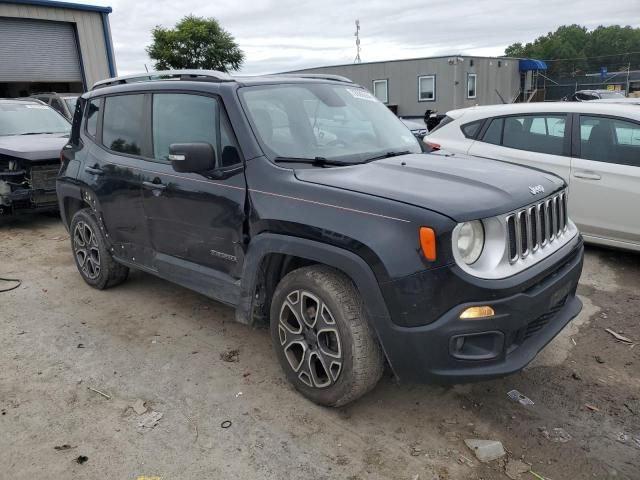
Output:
[{"xmin": 1, "ymin": 214, "xmax": 638, "ymax": 480}]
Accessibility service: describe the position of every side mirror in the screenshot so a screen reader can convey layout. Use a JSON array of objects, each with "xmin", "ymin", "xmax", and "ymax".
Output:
[{"xmin": 169, "ymin": 143, "xmax": 216, "ymax": 173}]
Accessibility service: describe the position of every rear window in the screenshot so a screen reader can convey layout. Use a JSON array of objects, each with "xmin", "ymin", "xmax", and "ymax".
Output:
[
  {"xmin": 102, "ymin": 94, "xmax": 146, "ymax": 156},
  {"xmin": 428, "ymin": 115, "xmax": 453, "ymax": 133}
]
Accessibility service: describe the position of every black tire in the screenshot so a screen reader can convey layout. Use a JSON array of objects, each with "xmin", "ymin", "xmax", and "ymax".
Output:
[
  {"xmin": 270, "ymin": 265, "xmax": 384, "ymax": 407},
  {"xmin": 70, "ymin": 208, "xmax": 129, "ymax": 289}
]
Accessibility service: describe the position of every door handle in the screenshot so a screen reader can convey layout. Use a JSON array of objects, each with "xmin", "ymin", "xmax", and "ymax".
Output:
[
  {"xmin": 573, "ymin": 171, "xmax": 601, "ymax": 180},
  {"xmin": 84, "ymin": 165, "xmax": 104, "ymax": 175},
  {"xmin": 142, "ymin": 180, "xmax": 167, "ymax": 190}
]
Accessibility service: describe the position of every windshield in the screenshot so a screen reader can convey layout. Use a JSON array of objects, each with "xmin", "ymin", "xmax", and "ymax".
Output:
[
  {"xmin": 0, "ymin": 102, "xmax": 70, "ymax": 136},
  {"xmin": 240, "ymin": 83, "xmax": 420, "ymax": 163},
  {"xmin": 64, "ymin": 96, "xmax": 78, "ymax": 113}
]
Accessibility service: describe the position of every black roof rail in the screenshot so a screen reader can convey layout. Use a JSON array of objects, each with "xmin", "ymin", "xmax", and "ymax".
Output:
[
  {"xmin": 91, "ymin": 69, "xmax": 234, "ymax": 90},
  {"xmin": 277, "ymin": 73, "xmax": 354, "ymax": 83}
]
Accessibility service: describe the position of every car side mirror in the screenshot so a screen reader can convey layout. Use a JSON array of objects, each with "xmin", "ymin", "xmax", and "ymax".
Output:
[{"xmin": 169, "ymin": 143, "xmax": 216, "ymax": 173}]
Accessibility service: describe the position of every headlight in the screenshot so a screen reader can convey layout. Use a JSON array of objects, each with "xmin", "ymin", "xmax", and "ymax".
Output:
[{"xmin": 456, "ymin": 220, "xmax": 484, "ymax": 264}]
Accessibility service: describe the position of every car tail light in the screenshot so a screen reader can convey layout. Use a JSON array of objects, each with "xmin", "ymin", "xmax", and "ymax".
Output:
[{"xmin": 423, "ymin": 140, "xmax": 440, "ymax": 152}]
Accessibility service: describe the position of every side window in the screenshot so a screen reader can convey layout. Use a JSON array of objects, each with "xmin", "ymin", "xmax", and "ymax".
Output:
[
  {"xmin": 481, "ymin": 118, "xmax": 503, "ymax": 145},
  {"xmin": 502, "ymin": 115, "xmax": 566, "ymax": 155},
  {"xmin": 152, "ymin": 93, "xmax": 218, "ymax": 163},
  {"xmin": 579, "ymin": 116, "xmax": 640, "ymax": 166},
  {"xmin": 220, "ymin": 113, "xmax": 242, "ymax": 167},
  {"xmin": 103, "ymin": 94, "xmax": 145, "ymax": 155},
  {"xmin": 85, "ymin": 98, "xmax": 101, "ymax": 138},
  {"xmin": 461, "ymin": 120, "xmax": 482, "ymax": 139}
]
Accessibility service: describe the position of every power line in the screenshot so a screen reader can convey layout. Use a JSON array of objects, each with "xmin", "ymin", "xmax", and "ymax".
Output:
[{"xmin": 543, "ymin": 50, "xmax": 640, "ymax": 62}]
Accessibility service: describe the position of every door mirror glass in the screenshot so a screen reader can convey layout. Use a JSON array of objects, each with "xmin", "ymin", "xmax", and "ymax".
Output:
[{"xmin": 169, "ymin": 143, "xmax": 216, "ymax": 173}]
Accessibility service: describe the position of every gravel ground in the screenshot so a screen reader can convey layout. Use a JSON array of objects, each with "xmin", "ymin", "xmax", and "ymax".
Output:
[{"xmin": 1, "ymin": 214, "xmax": 638, "ymax": 480}]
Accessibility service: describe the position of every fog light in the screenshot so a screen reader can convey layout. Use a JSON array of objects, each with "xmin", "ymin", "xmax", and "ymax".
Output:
[{"xmin": 460, "ymin": 306, "xmax": 495, "ymax": 319}]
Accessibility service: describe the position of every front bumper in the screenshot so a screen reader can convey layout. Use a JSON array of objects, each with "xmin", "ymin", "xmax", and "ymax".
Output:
[{"xmin": 378, "ymin": 236, "xmax": 584, "ymax": 383}]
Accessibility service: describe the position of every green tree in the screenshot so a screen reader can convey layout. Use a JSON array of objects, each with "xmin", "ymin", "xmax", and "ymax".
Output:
[
  {"xmin": 504, "ymin": 24, "xmax": 640, "ymax": 76},
  {"xmin": 147, "ymin": 15, "xmax": 244, "ymax": 72}
]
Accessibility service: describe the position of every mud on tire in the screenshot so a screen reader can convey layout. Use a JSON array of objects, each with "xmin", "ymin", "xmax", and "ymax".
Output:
[{"xmin": 270, "ymin": 265, "xmax": 384, "ymax": 407}]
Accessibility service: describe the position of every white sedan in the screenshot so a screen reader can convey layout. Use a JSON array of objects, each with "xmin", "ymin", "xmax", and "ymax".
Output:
[{"xmin": 424, "ymin": 102, "xmax": 640, "ymax": 252}]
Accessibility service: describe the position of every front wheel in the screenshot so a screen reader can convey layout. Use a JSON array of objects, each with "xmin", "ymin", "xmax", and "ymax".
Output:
[{"xmin": 270, "ymin": 266, "xmax": 384, "ymax": 407}]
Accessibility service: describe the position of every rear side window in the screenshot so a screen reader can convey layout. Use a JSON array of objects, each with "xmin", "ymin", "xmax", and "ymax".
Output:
[
  {"xmin": 102, "ymin": 94, "xmax": 145, "ymax": 155},
  {"xmin": 152, "ymin": 93, "xmax": 218, "ymax": 163},
  {"xmin": 579, "ymin": 116, "xmax": 640, "ymax": 166},
  {"xmin": 482, "ymin": 118, "xmax": 503, "ymax": 145},
  {"xmin": 461, "ymin": 120, "xmax": 482, "ymax": 139},
  {"xmin": 85, "ymin": 99, "xmax": 100, "ymax": 138}
]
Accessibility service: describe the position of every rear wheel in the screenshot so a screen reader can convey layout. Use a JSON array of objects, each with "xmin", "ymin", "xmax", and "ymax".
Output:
[
  {"xmin": 270, "ymin": 265, "xmax": 384, "ymax": 407},
  {"xmin": 70, "ymin": 208, "xmax": 128, "ymax": 289}
]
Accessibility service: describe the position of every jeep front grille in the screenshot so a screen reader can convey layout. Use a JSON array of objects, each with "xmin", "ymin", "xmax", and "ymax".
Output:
[{"xmin": 506, "ymin": 190, "xmax": 568, "ymax": 263}]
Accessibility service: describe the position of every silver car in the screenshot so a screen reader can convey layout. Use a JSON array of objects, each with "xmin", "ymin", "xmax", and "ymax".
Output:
[{"xmin": 424, "ymin": 102, "xmax": 640, "ymax": 252}]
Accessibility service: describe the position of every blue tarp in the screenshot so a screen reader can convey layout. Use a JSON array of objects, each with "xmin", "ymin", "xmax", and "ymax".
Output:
[{"xmin": 519, "ymin": 59, "xmax": 548, "ymax": 72}]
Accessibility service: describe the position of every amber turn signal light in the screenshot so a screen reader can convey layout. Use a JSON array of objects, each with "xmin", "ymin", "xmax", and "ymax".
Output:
[
  {"xmin": 419, "ymin": 227, "xmax": 437, "ymax": 261},
  {"xmin": 460, "ymin": 306, "xmax": 495, "ymax": 319}
]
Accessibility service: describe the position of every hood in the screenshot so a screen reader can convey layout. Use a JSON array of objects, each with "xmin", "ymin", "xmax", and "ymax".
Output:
[
  {"xmin": 0, "ymin": 134, "xmax": 68, "ymax": 161},
  {"xmin": 294, "ymin": 152, "xmax": 565, "ymax": 222}
]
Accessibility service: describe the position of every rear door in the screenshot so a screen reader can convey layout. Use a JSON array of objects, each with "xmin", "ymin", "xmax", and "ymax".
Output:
[
  {"xmin": 468, "ymin": 113, "xmax": 571, "ymax": 182},
  {"xmin": 140, "ymin": 92, "xmax": 246, "ymax": 292},
  {"xmin": 79, "ymin": 94, "xmax": 153, "ymax": 267},
  {"xmin": 570, "ymin": 114, "xmax": 640, "ymax": 247}
]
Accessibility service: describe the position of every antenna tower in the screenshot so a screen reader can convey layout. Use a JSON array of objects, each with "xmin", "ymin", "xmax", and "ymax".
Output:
[{"xmin": 354, "ymin": 20, "xmax": 362, "ymax": 63}]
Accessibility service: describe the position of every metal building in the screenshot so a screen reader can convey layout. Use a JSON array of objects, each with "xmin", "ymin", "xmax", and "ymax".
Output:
[
  {"xmin": 286, "ymin": 56, "xmax": 528, "ymax": 118},
  {"xmin": 0, "ymin": 0, "xmax": 116, "ymax": 97}
]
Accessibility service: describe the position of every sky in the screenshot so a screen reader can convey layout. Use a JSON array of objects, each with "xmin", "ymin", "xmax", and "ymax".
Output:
[{"xmin": 73, "ymin": 0, "xmax": 640, "ymax": 76}]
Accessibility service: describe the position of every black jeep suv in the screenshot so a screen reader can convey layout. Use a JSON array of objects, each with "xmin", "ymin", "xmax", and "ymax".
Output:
[{"xmin": 57, "ymin": 70, "xmax": 584, "ymax": 406}]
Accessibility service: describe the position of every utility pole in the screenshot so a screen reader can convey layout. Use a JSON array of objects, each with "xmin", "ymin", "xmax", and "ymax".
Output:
[
  {"xmin": 626, "ymin": 62, "xmax": 631, "ymax": 97},
  {"xmin": 354, "ymin": 20, "xmax": 361, "ymax": 64}
]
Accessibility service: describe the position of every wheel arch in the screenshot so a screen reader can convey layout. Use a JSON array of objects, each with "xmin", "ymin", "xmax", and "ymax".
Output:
[
  {"xmin": 57, "ymin": 181, "xmax": 91, "ymax": 232},
  {"xmin": 237, "ymin": 233, "xmax": 394, "ymax": 364}
]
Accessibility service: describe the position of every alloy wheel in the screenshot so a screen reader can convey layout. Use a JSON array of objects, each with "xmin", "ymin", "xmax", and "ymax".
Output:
[
  {"xmin": 278, "ymin": 290, "xmax": 343, "ymax": 388},
  {"xmin": 73, "ymin": 220, "xmax": 101, "ymax": 280}
]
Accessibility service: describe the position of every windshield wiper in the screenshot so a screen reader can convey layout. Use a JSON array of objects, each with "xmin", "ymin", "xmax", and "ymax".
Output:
[
  {"xmin": 273, "ymin": 156, "xmax": 353, "ymax": 167},
  {"xmin": 18, "ymin": 131, "xmax": 64, "ymax": 135},
  {"xmin": 362, "ymin": 150, "xmax": 413, "ymax": 163}
]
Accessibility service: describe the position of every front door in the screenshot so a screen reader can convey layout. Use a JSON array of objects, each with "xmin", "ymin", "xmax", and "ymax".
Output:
[
  {"xmin": 570, "ymin": 114, "xmax": 640, "ymax": 247},
  {"xmin": 140, "ymin": 92, "xmax": 246, "ymax": 284}
]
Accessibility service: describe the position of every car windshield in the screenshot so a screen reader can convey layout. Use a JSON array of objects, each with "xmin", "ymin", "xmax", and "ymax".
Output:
[
  {"xmin": 0, "ymin": 102, "xmax": 70, "ymax": 136},
  {"xmin": 240, "ymin": 83, "xmax": 421, "ymax": 163},
  {"xmin": 64, "ymin": 96, "xmax": 78, "ymax": 113}
]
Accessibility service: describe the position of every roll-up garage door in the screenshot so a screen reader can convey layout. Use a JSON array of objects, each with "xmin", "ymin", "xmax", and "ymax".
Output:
[{"xmin": 0, "ymin": 17, "xmax": 83, "ymax": 82}]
